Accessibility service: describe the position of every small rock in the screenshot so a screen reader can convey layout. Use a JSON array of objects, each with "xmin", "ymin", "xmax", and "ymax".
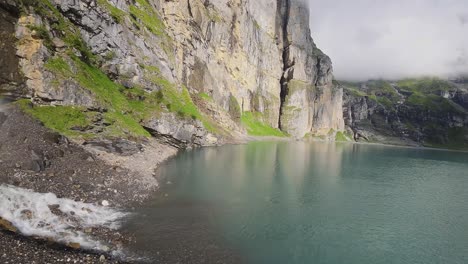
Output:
[
  {"xmin": 0, "ymin": 217, "xmax": 18, "ymax": 232},
  {"xmin": 101, "ymin": 200, "xmax": 110, "ymax": 206},
  {"xmin": 99, "ymin": 255, "xmax": 106, "ymax": 262},
  {"xmin": 52, "ymin": 37, "xmax": 66, "ymax": 48},
  {"xmin": 82, "ymin": 207, "xmax": 92, "ymax": 213},
  {"xmin": 68, "ymin": 242, "xmax": 80, "ymax": 249},
  {"xmin": 84, "ymin": 227, "xmax": 92, "ymax": 233},
  {"xmin": 20, "ymin": 209, "xmax": 33, "ymax": 220},
  {"xmin": 48, "ymin": 204, "xmax": 63, "ymax": 216}
]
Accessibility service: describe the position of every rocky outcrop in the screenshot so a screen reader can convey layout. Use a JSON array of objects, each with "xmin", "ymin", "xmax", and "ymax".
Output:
[
  {"xmin": 342, "ymin": 79, "xmax": 468, "ymax": 149},
  {"xmin": 277, "ymin": 1, "xmax": 344, "ymax": 137},
  {"xmin": 143, "ymin": 112, "xmax": 218, "ymax": 148}
]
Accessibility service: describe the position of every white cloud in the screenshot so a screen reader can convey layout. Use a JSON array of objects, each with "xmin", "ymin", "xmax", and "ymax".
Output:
[{"xmin": 308, "ymin": 0, "xmax": 468, "ymax": 81}]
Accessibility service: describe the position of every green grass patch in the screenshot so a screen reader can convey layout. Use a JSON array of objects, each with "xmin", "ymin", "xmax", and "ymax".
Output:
[
  {"xmin": 397, "ymin": 78, "xmax": 455, "ymax": 94},
  {"xmin": 407, "ymin": 93, "xmax": 465, "ymax": 114},
  {"xmin": 241, "ymin": 112, "xmax": 285, "ymax": 137},
  {"xmin": 129, "ymin": 0, "xmax": 165, "ymax": 36},
  {"xmin": 97, "ymin": 0, "xmax": 126, "ymax": 23},
  {"xmin": 145, "ymin": 71, "xmax": 200, "ymax": 120},
  {"xmin": 342, "ymin": 80, "xmax": 400, "ymax": 105},
  {"xmin": 198, "ymin": 92, "xmax": 213, "ymax": 102},
  {"xmin": 344, "ymin": 86, "xmax": 366, "ymax": 97},
  {"xmin": 335, "ymin": 131, "xmax": 351, "ymax": 141},
  {"xmin": 44, "ymin": 57, "xmax": 71, "ymax": 75},
  {"xmin": 43, "ymin": 55, "xmax": 153, "ymax": 138},
  {"xmin": 17, "ymin": 99, "xmax": 94, "ymax": 138},
  {"xmin": 102, "ymin": 111, "xmax": 150, "ymax": 138},
  {"xmin": 143, "ymin": 66, "xmax": 220, "ymax": 134},
  {"xmin": 377, "ymin": 97, "xmax": 394, "ymax": 108}
]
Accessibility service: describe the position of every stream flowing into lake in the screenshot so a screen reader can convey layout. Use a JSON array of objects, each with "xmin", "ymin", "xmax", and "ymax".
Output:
[{"xmin": 123, "ymin": 141, "xmax": 468, "ymax": 264}]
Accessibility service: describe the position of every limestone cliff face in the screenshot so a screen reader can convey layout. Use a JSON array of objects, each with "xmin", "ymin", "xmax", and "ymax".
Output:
[
  {"xmin": 0, "ymin": 0, "xmax": 344, "ymax": 145},
  {"xmin": 160, "ymin": 0, "xmax": 344, "ymax": 138},
  {"xmin": 277, "ymin": 0, "xmax": 344, "ymax": 137}
]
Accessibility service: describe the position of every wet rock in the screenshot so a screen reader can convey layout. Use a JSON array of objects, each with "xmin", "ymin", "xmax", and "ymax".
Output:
[
  {"xmin": 20, "ymin": 209, "xmax": 33, "ymax": 220},
  {"xmin": 0, "ymin": 217, "xmax": 17, "ymax": 233},
  {"xmin": 67, "ymin": 242, "xmax": 80, "ymax": 250},
  {"xmin": 48, "ymin": 204, "xmax": 63, "ymax": 216}
]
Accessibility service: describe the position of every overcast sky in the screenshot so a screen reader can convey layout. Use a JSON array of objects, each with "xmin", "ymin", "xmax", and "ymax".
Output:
[{"xmin": 308, "ymin": 0, "xmax": 468, "ymax": 81}]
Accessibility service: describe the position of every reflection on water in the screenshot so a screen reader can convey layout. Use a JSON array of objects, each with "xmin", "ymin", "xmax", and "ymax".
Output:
[{"xmin": 124, "ymin": 141, "xmax": 468, "ymax": 264}]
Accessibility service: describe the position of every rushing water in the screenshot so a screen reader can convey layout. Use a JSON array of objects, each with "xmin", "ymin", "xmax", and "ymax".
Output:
[{"xmin": 124, "ymin": 142, "xmax": 468, "ymax": 264}]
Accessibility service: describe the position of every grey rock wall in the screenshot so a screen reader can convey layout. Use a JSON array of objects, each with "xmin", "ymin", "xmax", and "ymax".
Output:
[{"xmin": 1, "ymin": 0, "xmax": 345, "ymax": 145}]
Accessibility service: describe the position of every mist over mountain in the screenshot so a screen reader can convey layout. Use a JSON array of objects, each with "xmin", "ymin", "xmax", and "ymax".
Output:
[{"xmin": 308, "ymin": 0, "xmax": 468, "ymax": 81}]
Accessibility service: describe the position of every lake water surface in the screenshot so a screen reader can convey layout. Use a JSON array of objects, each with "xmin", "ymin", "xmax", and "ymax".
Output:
[{"xmin": 124, "ymin": 142, "xmax": 468, "ymax": 264}]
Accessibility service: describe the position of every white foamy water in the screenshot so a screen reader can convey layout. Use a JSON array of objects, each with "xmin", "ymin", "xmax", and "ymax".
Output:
[{"xmin": 0, "ymin": 184, "xmax": 128, "ymax": 251}]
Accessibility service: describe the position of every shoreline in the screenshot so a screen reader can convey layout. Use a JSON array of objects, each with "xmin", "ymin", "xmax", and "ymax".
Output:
[{"xmin": 0, "ymin": 104, "xmax": 466, "ymax": 263}]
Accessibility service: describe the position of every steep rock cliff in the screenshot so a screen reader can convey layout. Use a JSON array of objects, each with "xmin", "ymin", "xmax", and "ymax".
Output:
[
  {"xmin": 0, "ymin": 0, "xmax": 344, "ymax": 147},
  {"xmin": 277, "ymin": 0, "xmax": 344, "ymax": 137}
]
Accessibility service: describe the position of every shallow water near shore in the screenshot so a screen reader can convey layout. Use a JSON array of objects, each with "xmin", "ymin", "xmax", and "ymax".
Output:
[{"xmin": 124, "ymin": 141, "xmax": 468, "ymax": 264}]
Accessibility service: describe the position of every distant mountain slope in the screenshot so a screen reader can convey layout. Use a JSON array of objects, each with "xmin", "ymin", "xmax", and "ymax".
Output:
[{"xmin": 341, "ymin": 78, "xmax": 468, "ymax": 149}]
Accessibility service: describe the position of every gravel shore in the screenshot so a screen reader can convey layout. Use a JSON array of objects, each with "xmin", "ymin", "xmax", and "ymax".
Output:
[{"xmin": 0, "ymin": 105, "xmax": 178, "ymax": 263}]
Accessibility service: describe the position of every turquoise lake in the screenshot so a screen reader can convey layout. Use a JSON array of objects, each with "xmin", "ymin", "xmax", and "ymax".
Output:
[{"xmin": 124, "ymin": 142, "xmax": 468, "ymax": 264}]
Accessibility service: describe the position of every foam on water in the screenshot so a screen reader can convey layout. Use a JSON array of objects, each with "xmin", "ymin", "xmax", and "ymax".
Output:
[{"xmin": 0, "ymin": 184, "xmax": 128, "ymax": 251}]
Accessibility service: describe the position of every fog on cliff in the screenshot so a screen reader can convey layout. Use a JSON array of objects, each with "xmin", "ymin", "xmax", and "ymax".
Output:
[{"xmin": 308, "ymin": 0, "xmax": 468, "ymax": 81}]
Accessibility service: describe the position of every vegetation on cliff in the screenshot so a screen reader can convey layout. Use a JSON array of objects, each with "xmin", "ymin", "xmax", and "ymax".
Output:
[
  {"xmin": 14, "ymin": 0, "xmax": 223, "ymax": 140},
  {"xmin": 241, "ymin": 112, "xmax": 286, "ymax": 137}
]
